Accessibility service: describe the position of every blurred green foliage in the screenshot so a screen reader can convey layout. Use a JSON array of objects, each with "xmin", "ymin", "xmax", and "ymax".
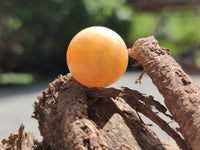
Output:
[
  {"xmin": 129, "ymin": 9, "xmax": 200, "ymax": 56},
  {"xmin": 0, "ymin": 72, "xmax": 33, "ymax": 85},
  {"xmin": 0, "ymin": 0, "xmax": 200, "ymax": 81},
  {"xmin": 0, "ymin": 0, "xmax": 133, "ymax": 76}
]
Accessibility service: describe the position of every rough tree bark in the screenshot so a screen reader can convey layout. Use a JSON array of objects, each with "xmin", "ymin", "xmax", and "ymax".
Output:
[
  {"xmin": 87, "ymin": 87, "xmax": 186, "ymax": 150},
  {"xmin": 32, "ymin": 74, "xmax": 167, "ymax": 150},
  {"xmin": 0, "ymin": 124, "xmax": 41, "ymax": 150},
  {"xmin": 1, "ymin": 36, "xmax": 199, "ymax": 150},
  {"xmin": 128, "ymin": 36, "xmax": 200, "ymax": 150},
  {"xmin": 33, "ymin": 74, "xmax": 109, "ymax": 150}
]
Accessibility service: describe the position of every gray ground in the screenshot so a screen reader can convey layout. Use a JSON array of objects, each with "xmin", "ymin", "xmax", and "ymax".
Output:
[{"xmin": 0, "ymin": 72, "xmax": 199, "ymax": 144}]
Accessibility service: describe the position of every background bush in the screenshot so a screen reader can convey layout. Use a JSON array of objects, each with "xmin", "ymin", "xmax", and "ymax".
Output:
[
  {"xmin": 0, "ymin": 0, "xmax": 133, "ymax": 75},
  {"xmin": 0, "ymin": 0, "xmax": 200, "ymax": 80}
]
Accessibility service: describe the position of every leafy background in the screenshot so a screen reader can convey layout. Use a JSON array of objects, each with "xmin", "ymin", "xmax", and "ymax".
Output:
[{"xmin": 0, "ymin": 0, "xmax": 200, "ymax": 84}]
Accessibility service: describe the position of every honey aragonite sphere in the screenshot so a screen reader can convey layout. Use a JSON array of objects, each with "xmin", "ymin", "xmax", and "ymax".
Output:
[{"xmin": 66, "ymin": 26, "xmax": 128, "ymax": 87}]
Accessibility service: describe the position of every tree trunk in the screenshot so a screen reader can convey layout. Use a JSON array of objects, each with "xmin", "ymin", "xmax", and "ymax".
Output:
[{"xmin": 128, "ymin": 36, "xmax": 200, "ymax": 150}]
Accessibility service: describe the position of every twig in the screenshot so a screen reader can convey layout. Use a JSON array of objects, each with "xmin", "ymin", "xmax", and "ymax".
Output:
[
  {"xmin": 17, "ymin": 124, "xmax": 24, "ymax": 150},
  {"xmin": 135, "ymin": 69, "xmax": 145, "ymax": 84},
  {"xmin": 121, "ymin": 87, "xmax": 172, "ymax": 119}
]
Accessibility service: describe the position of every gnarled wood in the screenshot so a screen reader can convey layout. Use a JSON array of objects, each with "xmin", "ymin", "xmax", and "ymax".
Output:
[
  {"xmin": 32, "ymin": 74, "xmax": 167, "ymax": 150},
  {"xmin": 33, "ymin": 74, "xmax": 108, "ymax": 150},
  {"xmin": 87, "ymin": 87, "xmax": 183, "ymax": 150},
  {"xmin": 0, "ymin": 124, "xmax": 40, "ymax": 150},
  {"xmin": 3, "ymin": 36, "xmax": 196, "ymax": 150},
  {"xmin": 129, "ymin": 36, "xmax": 200, "ymax": 150}
]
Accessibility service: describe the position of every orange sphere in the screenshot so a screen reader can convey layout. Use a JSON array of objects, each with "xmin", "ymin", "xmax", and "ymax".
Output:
[{"xmin": 66, "ymin": 26, "xmax": 128, "ymax": 87}]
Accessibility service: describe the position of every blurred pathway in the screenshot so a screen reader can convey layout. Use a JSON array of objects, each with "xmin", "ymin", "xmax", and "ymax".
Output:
[
  {"xmin": 0, "ymin": 72, "xmax": 200, "ymax": 143},
  {"xmin": 0, "ymin": 83, "xmax": 48, "ymax": 141}
]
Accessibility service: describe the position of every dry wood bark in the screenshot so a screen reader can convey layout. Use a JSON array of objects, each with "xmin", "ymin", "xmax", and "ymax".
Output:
[
  {"xmin": 33, "ymin": 74, "xmax": 108, "ymax": 150},
  {"xmin": 86, "ymin": 88, "xmax": 167, "ymax": 150},
  {"xmin": 87, "ymin": 88, "xmax": 174, "ymax": 150},
  {"xmin": 128, "ymin": 36, "xmax": 200, "ymax": 150},
  {"xmin": 0, "ymin": 124, "xmax": 41, "ymax": 150},
  {"xmin": 2, "ymin": 36, "xmax": 197, "ymax": 150},
  {"xmin": 87, "ymin": 87, "xmax": 184, "ymax": 150},
  {"xmin": 32, "ymin": 74, "xmax": 167, "ymax": 150}
]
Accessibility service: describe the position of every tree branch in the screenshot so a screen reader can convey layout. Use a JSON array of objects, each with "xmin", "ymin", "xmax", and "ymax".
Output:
[{"xmin": 129, "ymin": 36, "xmax": 200, "ymax": 150}]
